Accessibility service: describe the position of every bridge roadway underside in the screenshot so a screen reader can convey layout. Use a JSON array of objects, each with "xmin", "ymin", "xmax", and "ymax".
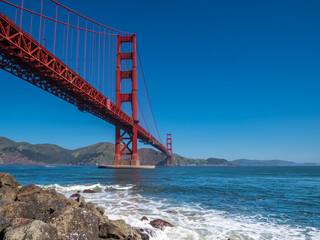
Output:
[{"xmin": 0, "ymin": 12, "xmax": 169, "ymax": 156}]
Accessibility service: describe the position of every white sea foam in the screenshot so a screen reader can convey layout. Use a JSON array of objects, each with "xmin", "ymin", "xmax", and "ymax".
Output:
[
  {"xmin": 40, "ymin": 183, "xmax": 135, "ymax": 192},
  {"xmin": 40, "ymin": 183, "xmax": 320, "ymax": 240}
]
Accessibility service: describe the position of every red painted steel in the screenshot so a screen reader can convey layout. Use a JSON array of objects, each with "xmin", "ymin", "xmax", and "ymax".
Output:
[
  {"xmin": 0, "ymin": 12, "xmax": 169, "ymax": 157},
  {"xmin": 114, "ymin": 35, "xmax": 139, "ymax": 166},
  {"xmin": 166, "ymin": 134, "xmax": 174, "ymax": 166}
]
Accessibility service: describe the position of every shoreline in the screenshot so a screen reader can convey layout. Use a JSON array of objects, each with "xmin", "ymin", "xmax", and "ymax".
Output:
[{"xmin": 0, "ymin": 172, "xmax": 172, "ymax": 239}]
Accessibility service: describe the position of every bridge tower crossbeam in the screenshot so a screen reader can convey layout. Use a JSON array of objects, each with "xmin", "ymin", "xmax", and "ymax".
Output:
[{"xmin": 113, "ymin": 34, "xmax": 139, "ymax": 166}]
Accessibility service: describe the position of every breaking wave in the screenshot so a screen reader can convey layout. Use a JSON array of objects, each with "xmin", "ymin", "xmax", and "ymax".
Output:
[{"xmin": 40, "ymin": 183, "xmax": 320, "ymax": 240}]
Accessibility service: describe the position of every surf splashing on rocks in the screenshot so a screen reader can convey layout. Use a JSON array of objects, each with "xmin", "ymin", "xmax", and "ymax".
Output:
[{"xmin": 40, "ymin": 183, "xmax": 320, "ymax": 240}]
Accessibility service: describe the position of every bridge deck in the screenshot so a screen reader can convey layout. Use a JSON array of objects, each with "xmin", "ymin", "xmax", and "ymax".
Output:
[{"xmin": 0, "ymin": 12, "xmax": 168, "ymax": 155}]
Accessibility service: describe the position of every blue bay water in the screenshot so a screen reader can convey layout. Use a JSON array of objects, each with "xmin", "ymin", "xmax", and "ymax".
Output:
[{"xmin": 1, "ymin": 165, "xmax": 319, "ymax": 240}]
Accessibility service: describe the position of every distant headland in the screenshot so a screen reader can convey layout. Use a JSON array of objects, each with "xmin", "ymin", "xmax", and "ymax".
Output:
[{"xmin": 0, "ymin": 137, "xmax": 318, "ymax": 167}]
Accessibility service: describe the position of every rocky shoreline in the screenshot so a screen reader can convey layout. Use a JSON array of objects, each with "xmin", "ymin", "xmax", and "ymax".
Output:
[{"xmin": 0, "ymin": 173, "xmax": 173, "ymax": 240}]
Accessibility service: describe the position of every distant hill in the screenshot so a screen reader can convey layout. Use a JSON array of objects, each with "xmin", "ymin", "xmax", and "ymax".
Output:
[
  {"xmin": 0, "ymin": 137, "xmax": 237, "ymax": 166},
  {"xmin": 0, "ymin": 137, "xmax": 159, "ymax": 166},
  {"xmin": 233, "ymin": 159, "xmax": 319, "ymax": 166}
]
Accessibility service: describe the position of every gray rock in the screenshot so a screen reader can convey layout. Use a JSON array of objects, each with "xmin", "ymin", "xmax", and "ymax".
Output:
[
  {"xmin": 49, "ymin": 206, "xmax": 99, "ymax": 238},
  {"xmin": 0, "ymin": 214, "xmax": 9, "ymax": 232},
  {"xmin": 61, "ymin": 231, "xmax": 98, "ymax": 240},
  {"xmin": 79, "ymin": 201, "xmax": 108, "ymax": 226},
  {"xmin": 4, "ymin": 220, "xmax": 58, "ymax": 240}
]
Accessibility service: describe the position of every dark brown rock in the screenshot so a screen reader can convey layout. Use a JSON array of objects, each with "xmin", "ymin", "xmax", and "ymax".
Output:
[
  {"xmin": 70, "ymin": 193, "xmax": 80, "ymax": 198},
  {"xmin": 99, "ymin": 219, "xmax": 142, "ymax": 240},
  {"xmin": 0, "ymin": 173, "xmax": 20, "ymax": 189},
  {"xmin": 135, "ymin": 228, "xmax": 151, "ymax": 240},
  {"xmin": 141, "ymin": 216, "xmax": 148, "ymax": 221},
  {"xmin": 49, "ymin": 206, "xmax": 99, "ymax": 238},
  {"xmin": 4, "ymin": 220, "xmax": 58, "ymax": 240},
  {"xmin": 18, "ymin": 184, "xmax": 42, "ymax": 197},
  {"xmin": 0, "ymin": 201, "xmax": 36, "ymax": 220},
  {"xmin": 149, "ymin": 219, "xmax": 173, "ymax": 230},
  {"xmin": 17, "ymin": 184, "xmax": 69, "ymax": 206},
  {"xmin": 83, "ymin": 189, "xmax": 96, "ymax": 193},
  {"xmin": 0, "ymin": 186, "xmax": 18, "ymax": 202},
  {"xmin": 15, "ymin": 184, "xmax": 71, "ymax": 222}
]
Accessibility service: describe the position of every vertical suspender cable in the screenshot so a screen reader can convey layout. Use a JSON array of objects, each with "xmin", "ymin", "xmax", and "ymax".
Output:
[
  {"xmin": 19, "ymin": 0, "xmax": 24, "ymax": 28},
  {"xmin": 76, "ymin": 16, "xmax": 80, "ymax": 73},
  {"xmin": 84, "ymin": 20, "xmax": 87, "ymax": 79},
  {"xmin": 62, "ymin": 25, "xmax": 65, "ymax": 62},
  {"xmin": 108, "ymin": 30, "xmax": 111, "ymax": 99},
  {"xmin": 38, "ymin": 0, "xmax": 43, "ymax": 42},
  {"xmin": 70, "ymin": 28, "xmax": 73, "ymax": 67},
  {"xmin": 92, "ymin": 25, "xmax": 95, "ymax": 86},
  {"xmin": 112, "ymin": 36, "xmax": 114, "ymax": 102},
  {"xmin": 103, "ymin": 28, "xmax": 106, "ymax": 96},
  {"xmin": 42, "ymin": 18, "xmax": 45, "ymax": 47},
  {"xmin": 98, "ymin": 26, "xmax": 101, "ymax": 91},
  {"xmin": 15, "ymin": 7, "xmax": 17, "ymax": 24},
  {"xmin": 66, "ymin": 11, "xmax": 69, "ymax": 65},
  {"xmin": 53, "ymin": 4, "xmax": 58, "ymax": 55},
  {"xmin": 30, "ymin": 13, "xmax": 33, "ymax": 34},
  {"xmin": 137, "ymin": 43, "xmax": 163, "ymax": 144}
]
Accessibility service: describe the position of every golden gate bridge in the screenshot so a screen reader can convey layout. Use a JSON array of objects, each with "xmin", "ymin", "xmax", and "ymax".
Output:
[{"xmin": 0, "ymin": 0, "xmax": 175, "ymax": 167}]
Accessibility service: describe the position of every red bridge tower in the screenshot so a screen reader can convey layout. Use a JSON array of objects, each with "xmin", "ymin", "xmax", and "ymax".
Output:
[
  {"xmin": 113, "ymin": 35, "xmax": 139, "ymax": 166},
  {"xmin": 166, "ymin": 133, "xmax": 174, "ymax": 166}
]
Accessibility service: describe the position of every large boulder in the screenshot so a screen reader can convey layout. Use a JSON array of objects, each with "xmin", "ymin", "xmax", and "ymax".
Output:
[
  {"xmin": 99, "ymin": 219, "xmax": 142, "ymax": 240},
  {"xmin": 17, "ymin": 184, "xmax": 69, "ymax": 206},
  {"xmin": 0, "ymin": 186, "xmax": 18, "ymax": 202},
  {"xmin": 49, "ymin": 206, "xmax": 99, "ymax": 238},
  {"xmin": 4, "ymin": 220, "xmax": 58, "ymax": 240},
  {"xmin": 0, "ymin": 173, "xmax": 20, "ymax": 189},
  {"xmin": 149, "ymin": 219, "xmax": 173, "ymax": 230},
  {"xmin": 79, "ymin": 201, "xmax": 107, "ymax": 226},
  {"xmin": 0, "ymin": 173, "xmax": 20, "ymax": 202},
  {"xmin": 0, "ymin": 201, "xmax": 36, "ymax": 220},
  {"xmin": 15, "ymin": 184, "xmax": 71, "ymax": 222}
]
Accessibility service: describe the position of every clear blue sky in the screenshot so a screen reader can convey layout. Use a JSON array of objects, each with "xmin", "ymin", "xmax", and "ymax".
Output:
[{"xmin": 0, "ymin": 0, "xmax": 319, "ymax": 162}]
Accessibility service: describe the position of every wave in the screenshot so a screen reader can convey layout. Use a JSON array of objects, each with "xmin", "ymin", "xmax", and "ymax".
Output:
[
  {"xmin": 39, "ymin": 183, "xmax": 320, "ymax": 240},
  {"xmin": 39, "ymin": 183, "xmax": 135, "ymax": 193}
]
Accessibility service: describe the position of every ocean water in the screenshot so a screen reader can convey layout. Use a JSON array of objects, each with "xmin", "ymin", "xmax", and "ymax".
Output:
[{"xmin": 1, "ymin": 165, "xmax": 319, "ymax": 240}]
